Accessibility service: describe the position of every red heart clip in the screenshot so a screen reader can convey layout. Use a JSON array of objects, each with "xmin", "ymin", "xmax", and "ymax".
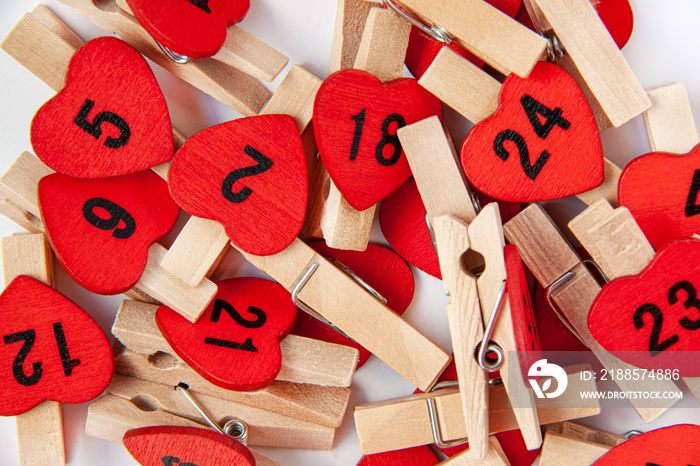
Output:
[
  {"xmin": 589, "ymin": 238, "xmax": 700, "ymax": 376},
  {"xmin": 358, "ymin": 445, "xmax": 440, "ymax": 466},
  {"xmin": 314, "ymin": 69, "xmax": 443, "ymax": 211},
  {"xmin": 123, "ymin": 426, "xmax": 255, "ymax": 466},
  {"xmin": 38, "ymin": 171, "xmax": 180, "ymax": 295},
  {"xmin": 126, "ymin": 0, "xmax": 250, "ymax": 59},
  {"xmin": 156, "ymin": 277, "xmax": 297, "ymax": 391},
  {"xmin": 593, "ymin": 424, "xmax": 700, "ymax": 465},
  {"xmin": 618, "ymin": 144, "xmax": 700, "ymax": 249},
  {"xmin": 30, "ymin": 37, "xmax": 173, "ymax": 179},
  {"xmin": 168, "ymin": 114, "xmax": 307, "ymax": 256},
  {"xmin": 461, "ymin": 61, "xmax": 603, "ymax": 202},
  {"xmin": 0, "ymin": 276, "xmax": 113, "ymax": 416}
]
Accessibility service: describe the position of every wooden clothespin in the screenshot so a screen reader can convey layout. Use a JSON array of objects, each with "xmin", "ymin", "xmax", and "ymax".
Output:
[
  {"xmin": 539, "ymin": 422, "xmax": 626, "ymax": 466},
  {"xmin": 308, "ymin": 6, "xmax": 411, "ymax": 251},
  {"xmin": 525, "ymin": 0, "xmax": 651, "ymax": 128},
  {"xmin": 0, "ymin": 151, "xmax": 217, "ymax": 321},
  {"xmin": 504, "ymin": 204, "xmax": 682, "ymax": 422},
  {"xmin": 398, "ymin": 116, "xmax": 541, "ymax": 457},
  {"xmin": 157, "ymin": 63, "xmax": 322, "ymax": 286},
  {"xmin": 55, "ymin": 0, "xmax": 280, "ymax": 115},
  {"xmin": 1, "ymin": 233, "xmax": 64, "ymax": 465},
  {"xmin": 353, "ymin": 363, "xmax": 600, "ymax": 454},
  {"xmin": 439, "ymin": 437, "xmax": 510, "ymax": 466},
  {"xmin": 112, "ymin": 299, "xmax": 359, "ymax": 388}
]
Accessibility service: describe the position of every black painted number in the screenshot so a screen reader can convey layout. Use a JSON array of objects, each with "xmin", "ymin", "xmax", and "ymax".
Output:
[
  {"xmin": 3, "ymin": 322, "xmax": 81, "ymax": 386},
  {"xmin": 74, "ymin": 99, "xmax": 130, "ymax": 149},
  {"xmin": 349, "ymin": 110, "xmax": 406, "ymax": 167},
  {"xmin": 186, "ymin": 0, "xmax": 211, "ymax": 13},
  {"xmin": 204, "ymin": 299, "xmax": 267, "ymax": 353},
  {"xmin": 82, "ymin": 197, "xmax": 136, "ymax": 239},
  {"xmin": 162, "ymin": 456, "xmax": 199, "ymax": 466},
  {"xmin": 221, "ymin": 145, "xmax": 274, "ymax": 204},
  {"xmin": 685, "ymin": 169, "xmax": 700, "ymax": 217},
  {"xmin": 669, "ymin": 281, "xmax": 700, "ymax": 330},
  {"xmin": 492, "ymin": 95, "xmax": 571, "ymax": 180}
]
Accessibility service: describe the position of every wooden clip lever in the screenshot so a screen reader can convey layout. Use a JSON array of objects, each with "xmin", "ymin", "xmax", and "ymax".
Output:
[
  {"xmin": 354, "ymin": 364, "xmax": 599, "ymax": 455},
  {"xmin": 504, "ymin": 204, "xmax": 681, "ymax": 422},
  {"xmin": 540, "ymin": 422, "xmax": 626, "ymax": 466},
  {"xmin": 239, "ymin": 238, "xmax": 451, "ymax": 391},
  {"xmin": 1, "ymin": 233, "xmax": 64, "ymax": 465},
  {"xmin": 0, "ymin": 151, "xmax": 217, "ymax": 322},
  {"xmin": 644, "ymin": 81, "xmax": 699, "ymax": 154},
  {"xmin": 112, "ymin": 299, "xmax": 359, "ymax": 387}
]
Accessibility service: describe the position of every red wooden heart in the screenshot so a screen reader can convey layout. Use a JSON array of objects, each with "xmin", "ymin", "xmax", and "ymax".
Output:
[
  {"xmin": 379, "ymin": 180, "xmax": 441, "ymax": 280},
  {"xmin": 461, "ymin": 61, "xmax": 603, "ymax": 202},
  {"xmin": 291, "ymin": 241, "xmax": 415, "ymax": 369},
  {"xmin": 123, "ymin": 425, "xmax": 255, "ymax": 466},
  {"xmin": 534, "ymin": 281, "xmax": 588, "ymax": 353},
  {"xmin": 313, "ymin": 69, "xmax": 443, "ymax": 211},
  {"xmin": 0, "ymin": 276, "xmax": 113, "ymax": 416},
  {"xmin": 30, "ymin": 37, "xmax": 173, "ymax": 179},
  {"xmin": 357, "ymin": 445, "xmax": 439, "ymax": 466},
  {"xmin": 618, "ymin": 144, "xmax": 700, "ymax": 249},
  {"xmin": 125, "ymin": 0, "xmax": 250, "ymax": 59},
  {"xmin": 593, "ymin": 424, "xmax": 700, "ymax": 465},
  {"xmin": 38, "ymin": 171, "xmax": 180, "ymax": 295},
  {"xmin": 588, "ymin": 238, "xmax": 700, "ymax": 376},
  {"xmin": 403, "ymin": 0, "xmax": 520, "ymax": 79},
  {"xmin": 168, "ymin": 114, "xmax": 307, "ymax": 256},
  {"xmin": 156, "ymin": 277, "xmax": 297, "ymax": 391}
]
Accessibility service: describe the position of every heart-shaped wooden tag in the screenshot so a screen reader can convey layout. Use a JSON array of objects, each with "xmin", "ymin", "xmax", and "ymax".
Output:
[
  {"xmin": 30, "ymin": 37, "xmax": 173, "ymax": 179},
  {"xmin": 461, "ymin": 61, "xmax": 603, "ymax": 202},
  {"xmin": 313, "ymin": 69, "xmax": 443, "ymax": 211},
  {"xmin": 358, "ymin": 445, "xmax": 440, "ymax": 466},
  {"xmin": 168, "ymin": 114, "xmax": 307, "ymax": 256},
  {"xmin": 589, "ymin": 238, "xmax": 700, "ymax": 376},
  {"xmin": 38, "ymin": 171, "xmax": 180, "ymax": 295},
  {"xmin": 156, "ymin": 277, "xmax": 297, "ymax": 391},
  {"xmin": 618, "ymin": 144, "xmax": 700, "ymax": 249},
  {"xmin": 0, "ymin": 276, "xmax": 113, "ymax": 416},
  {"xmin": 123, "ymin": 426, "xmax": 255, "ymax": 466},
  {"xmin": 291, "ymin": 241, "xmax": 414, "ymax": 369},
  {"xmin": 125, "ymin": 0, "xmax": 250, "ymax": 59},
  {"xmin": 593, "ymin": 424, "xmax": 700, "ymax": 465}
]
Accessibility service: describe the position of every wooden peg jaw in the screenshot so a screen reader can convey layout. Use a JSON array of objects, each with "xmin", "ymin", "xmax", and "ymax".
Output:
[
  {"xmin": 644, "ymin": 82, "xmax": 699, "ymax": 154},
  {"xmin": 239, "ymin": 238, "xmax": 451, "ymax": 392},
  {"xmin": 540, "ymin": 423, "xmax": 624, "ymax": 466},
  {"xmin": 112, "ymin": 299, "xmax": 360, "ymax": 387},
  {"xmin": 439, "ymin": 437, "xmax": 509, "ymax": 466},
  {"xmin": 574, "ymin": 158, "xmax": 622, "ymax": 207},
  {"xmin": 353, "ymin": 364, "xmax": 599, "ymax": 455}
]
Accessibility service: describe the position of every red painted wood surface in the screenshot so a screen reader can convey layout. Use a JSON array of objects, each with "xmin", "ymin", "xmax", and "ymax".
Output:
[
  {"xmin": 593, "ymin": 424, "xmax": 700, "ymax": 465},
  {"xmin": 534, "ymin": 281, "xmax": 588, "ymax": 353},
  {"xmin": 516, "ymin": 0, "xmax": 634, "ymax": 50},
  {"xmin": 123, "ymin": 425, "xmax": 255, "ymax": 466},
  {"xmin": 403, "ymin": 0, "xmax": 521, "ymax": 79},
  {"xmin": 0, "ymin": 276, "xmax": 113, "ymax": 416},
  {"xmin": 125, "ymin": 0, "xmax": 250, "ymax": 59},
  {"xmin": 313, "ymin": 69, "xmax": 443, "ymax": 210},
  {"xmin": 357, "ymin": 445, "xmax": 439, "ymax": 466},
  {"xmin": 292, "ymin": 241, "xmax": 415, "ymax": 368},
  {"xmin": 589, "ymin": 238, "xmax": 700, "ymax": 376},
  {"xmin": 168, "ymin": 114, "xmax": 307, "ymax": 256},
  {"xmin": 30, "ymin": 37, "xmax": 173, "ymax": 178},
  {"xmin": 38, "ymin": 171, "xmax": 180, "ymax": 295},
  {"xmin": 618, "ymin": 144, "xmax": 700, "ymax": 250},
  {"xmin": 461, "ymin": 61, "xmax": 603, "ymax": 202},
  {"xmin": 156, "ymin": 277, "xmax": 297, "ymax": 391}
]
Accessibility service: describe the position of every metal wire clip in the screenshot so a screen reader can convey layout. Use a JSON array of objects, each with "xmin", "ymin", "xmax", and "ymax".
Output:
[
  {"xmin": 476, "ymin": 280, "xmax": 507, "ymax": 372},
  {"xmin": 521, "ymin": 0, "xmax": 565, "ymax": 60},
  {"xmin": 382, "ymin": 0, "xmax": 453, "ymax": 44},
  {"xmin": 175, "ymin": 383, "xmax": 248, "ymax": 445},
  {"xmin": 156, "ymin": 41, "xmax": 192, "ymax": 64}
]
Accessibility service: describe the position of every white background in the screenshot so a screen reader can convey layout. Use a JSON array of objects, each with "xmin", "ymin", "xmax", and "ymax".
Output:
[{"xmin": 1, "ymin": 0, "xmax": 700, "ymax": 465}]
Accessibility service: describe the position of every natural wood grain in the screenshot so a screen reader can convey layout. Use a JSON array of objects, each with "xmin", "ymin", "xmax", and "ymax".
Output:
[
  {"xmin": 260, "ymin": 65, "xmax": 322, "ymax": 133},
  {"xmin": 549, "ymin": 421, "xmax": 626, "ymax": 447},
  {"xmin": 644, "ymin": 82, "xmax": 699, "ymax": 153},
  {"xmin": 319, "ymin": 7, "xmax": 411, "ymax": 250},
  {"xmin": 504, "ymin": 204, "xmax": 681, "ymax": 422},
  {"xmin": 329, "ymin": 0, "xmax": 380, "ymax": 73},
  {"xmin": 397, "ymin": 0, "xmax": 547, "ymax": 77},
  {"xmin": 113, "ymin": 300, "xmax": 359, "ymax": 387},
  {"xmin": 535, "ymin": 0, "xmax": 651, "ymax": 127},
  {"xmin": 57, "ymin": 0, "xmax": 270, "ymax": 116},
  {"xmin": 240, "ymin": 239, "xmax": 451, "ymax": 391},
  {"xmin": 0, "ymin": 152, "xmax": 53, "ymax": 233},
  {"xmin": 86, "ymin": 395, "xmax": 280, "ymax": 466},
  {"xmin": 354, "ymin": 365, "xmax": 599, "ymax": 454},
  {"xmin": 113, "ymin": 344, "xmax": 351, "ymax": 428},
  {"xmin": 439, "ymin": 437, "xmax": 509, "ymax": 466},
  {"xmin": 108, "ymin": 374, "xmax": 335, "ymax": 449},
  {"xmin": 418, "ymin": 48, "xmax": 501, "ymax": 124},
  {"xmin": 575, "ymin": 158, "xmax": 622, "ymax": 207},
  {"xmin": 540, "ymin": 432, "xmax": 611, "ymax": 466},
  {"xmin": 2, "ymin": 233, "xmax": 64, "ymax": 466}
]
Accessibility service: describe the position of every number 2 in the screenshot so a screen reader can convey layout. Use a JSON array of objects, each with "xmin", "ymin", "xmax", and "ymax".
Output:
[
  {"xmin": 204, "ymin": 299, "xmax": 267, "ymax": 353},
  {"xmin": 221, "ymin": 145, "xmax": 274, "ymax": 204}
]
